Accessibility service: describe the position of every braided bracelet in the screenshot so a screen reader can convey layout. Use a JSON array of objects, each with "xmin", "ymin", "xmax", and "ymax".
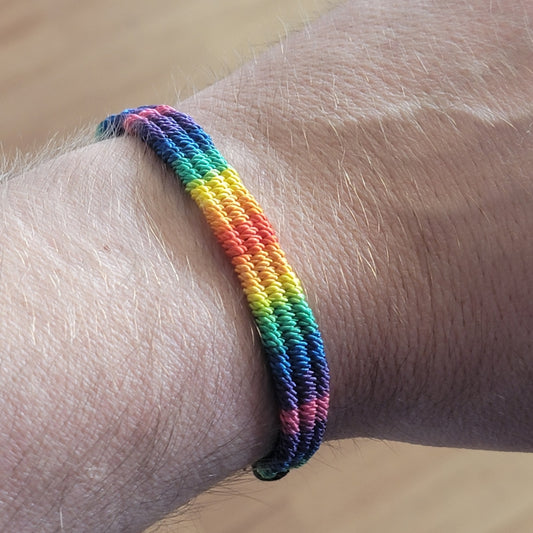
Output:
[{"xmin": 96, "ymin": 105, "xmax": 330, "ymax": 481}]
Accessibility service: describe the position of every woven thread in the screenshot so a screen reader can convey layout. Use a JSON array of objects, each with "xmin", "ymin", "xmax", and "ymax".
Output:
[{"xmin": 97, "ymin": 105, "xmax": 330, "ymax": 481}]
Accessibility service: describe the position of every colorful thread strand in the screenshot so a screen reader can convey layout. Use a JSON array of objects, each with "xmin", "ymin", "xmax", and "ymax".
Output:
[{"xmin": 97, "ymin": 105, "xmax": 330, "ymax": 481}]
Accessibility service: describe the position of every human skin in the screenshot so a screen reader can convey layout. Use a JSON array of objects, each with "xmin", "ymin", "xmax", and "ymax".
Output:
[{"xmin": 0, "ymin": 0, "xmax": 532, "ymax": 531}]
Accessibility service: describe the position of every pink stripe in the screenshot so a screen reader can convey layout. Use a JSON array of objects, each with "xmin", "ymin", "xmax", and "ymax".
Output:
[
  {"xmin": 316, "ymin": 395, "xmax": 329, "ymax": 421},
  {"xmin": 123, "ymin": 113, "xmax": 140, "ymax": 131},
  {"xmin": 299, "ymin": 398, "xmax": 318, "ymax": 430},
  {"xmin": 280, "ymin": 394, "xmax": 330, "ymax": 436},
  {"xmin": 279, "ymin": 409, "xmax": 299, "ymax": 436}
]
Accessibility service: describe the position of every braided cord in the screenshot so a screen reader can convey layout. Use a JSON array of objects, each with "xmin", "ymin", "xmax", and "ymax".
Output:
[{"xmin": 97, "ymin": 105, "xmax": 330, "ymax": 481}]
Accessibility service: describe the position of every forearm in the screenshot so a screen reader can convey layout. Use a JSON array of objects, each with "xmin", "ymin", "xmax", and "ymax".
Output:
[{"xmin": 1, "ymin": 0, "xmax": 532, "ymax": 531}]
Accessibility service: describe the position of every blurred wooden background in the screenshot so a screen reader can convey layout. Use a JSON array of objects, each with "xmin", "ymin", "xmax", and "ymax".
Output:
[{"xmin": 2, "ymin": 1, "xmax": 533, "ymax": 532}]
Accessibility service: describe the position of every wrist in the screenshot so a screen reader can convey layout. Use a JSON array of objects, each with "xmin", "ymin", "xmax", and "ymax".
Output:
[{"xmin": 172, "ymin": 106, "xmax": 360, "ymax": 443}]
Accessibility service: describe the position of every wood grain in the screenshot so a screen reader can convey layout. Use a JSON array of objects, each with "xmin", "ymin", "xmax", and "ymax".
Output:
[
  {"xmin": 164, "ymin": 441, "xmax": 533, "ymax": 533},
  {"xmin": 2, "ymin": 1, "xmax": 533, "ymax": 532}
]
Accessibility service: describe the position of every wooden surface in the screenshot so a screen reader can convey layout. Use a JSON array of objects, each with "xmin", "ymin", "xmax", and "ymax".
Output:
[{"xmin": 2, "ymin": 1, "xmax": 533, "ymax": 532}]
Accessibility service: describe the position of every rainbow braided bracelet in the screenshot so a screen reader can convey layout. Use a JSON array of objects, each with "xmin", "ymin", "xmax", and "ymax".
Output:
[{"xmin": 97, "ymin": 105, "xmax": 330, "ymax": 481}]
